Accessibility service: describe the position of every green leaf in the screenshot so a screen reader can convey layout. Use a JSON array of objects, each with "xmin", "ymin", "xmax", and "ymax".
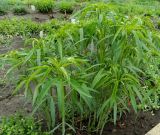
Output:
[
  {"xmin": 91, "ymin": 69, "xmax": 106, "ymax": 88},
  {"xmin": 70, "ymin": 79, "xmax": 92, "ymax": 98},
  {"xmin": 129, "ymin": 87, "xmax": 137, "ymax": 113}
]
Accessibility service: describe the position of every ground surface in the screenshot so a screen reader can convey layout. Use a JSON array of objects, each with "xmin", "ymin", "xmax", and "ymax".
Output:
[
  {"xmin": 0, "ymin": 10, "xmax": 69, "ymax": 22},
  {"xmin": 0, "ymin": 11, "xmax": 160, "ymax": 135},
  {"xmin": 102, "ymin": 110, "xmax": 160, "ymax": 135},
  {"xmin": 0, "ymin": 36, "xmax": 32, "ymax": 117},
  {"xmin": 0, "ymin": 12, "xmax": 50, "ymax": 22}
]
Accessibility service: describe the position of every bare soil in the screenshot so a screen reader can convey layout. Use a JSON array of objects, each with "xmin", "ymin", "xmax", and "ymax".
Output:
[
  {"xmin": 0, "ymin": 12, "xmax": 50, "ymax": 22},
  {"xmin": 0, "ymin": 36, "xmax": 32, "ymax": 117},
  {"xmin": 102, "ymin": 110, "xmax": 160, "ymax": 135},
  {"xmin": 0, "ymin": 36, "xmax": 24, "ymax": 54},
  {"xmin": 0, "ymin": 86, "xmax": 32, "ymax": 116}
]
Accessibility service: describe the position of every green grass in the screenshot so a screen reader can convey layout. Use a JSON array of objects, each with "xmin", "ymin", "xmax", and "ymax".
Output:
[
  {"xmin": 13, "ymin": 6, "xmax": 27, "ymax": 15},
  {"xmin": 35, "ymin": 0, "xmax": 55, "ymax": 13},
  {"xmin": 56, "ymin": 1, "xmax": 76, "ymax": 14}
]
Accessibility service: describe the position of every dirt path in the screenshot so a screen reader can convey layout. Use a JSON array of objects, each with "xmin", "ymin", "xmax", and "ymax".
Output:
[{"xmin": 0, "ymin": 11, "xmax": 69, "ymax": 22}]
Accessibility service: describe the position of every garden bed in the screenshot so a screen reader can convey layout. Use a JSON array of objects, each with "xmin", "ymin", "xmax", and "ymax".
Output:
[{"xmin": 0, "ymin": 0, "xmax": 160, "ymax": 135}]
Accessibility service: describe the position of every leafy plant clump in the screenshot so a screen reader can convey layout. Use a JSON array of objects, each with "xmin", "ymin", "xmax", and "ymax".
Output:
[
  {"xmin": 57, "ymin": 1, "xmax": 75, "ymax": 14},
  {"xmin": 0, "ymin": 18, "xmax": 59, "ymax": 37},
  {"xmin": 0, "ymin": 2, "xmax": 160, "ymax": 135},
  {"xmin": 13, "ymin": 6, "xmax": 27, "ymax": 15},
  {"xmin": 35, "ymin": 0, "xmax": 55, "ymax": 13},
  {"xmin": 0, "ymin": 115, "xmax": 48, "ymax": 135}
]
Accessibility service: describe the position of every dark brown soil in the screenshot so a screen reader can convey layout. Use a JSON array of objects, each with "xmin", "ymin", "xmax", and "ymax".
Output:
[{"xmin": 102, "ymin": 110, "xmax": 160, "ymax": 135}]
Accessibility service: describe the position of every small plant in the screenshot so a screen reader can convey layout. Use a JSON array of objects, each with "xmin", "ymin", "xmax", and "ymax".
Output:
[
  {"xmin": 13, "ymin": 6, "xmax": 27, "ymax": 15},
  {"xmin": 0, "ymin": 35, "xmax": 13, "ymax": 46},
  {"xmin": 0, "ymin": 114, "xmax": 48, "ymax": 135},
  {"xmin": 57, "ymin": 1, "xmax": 75, "ymax": 14},
  {"xmin": 35, "ymin": 0, "xmax": 54, "ymax": 13}
]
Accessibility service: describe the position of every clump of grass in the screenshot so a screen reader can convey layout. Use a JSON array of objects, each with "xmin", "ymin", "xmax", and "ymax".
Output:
[
  {"xmin": 35, "ymin": 0, "xmax": 55, "ymax": 13},
  {"xmin": 57, "ymin": 1, "xmax": 75, "ymax": 14},
  {"xmin": 13, "ymin": 6, "xmax": 27, "ymax": 15}
]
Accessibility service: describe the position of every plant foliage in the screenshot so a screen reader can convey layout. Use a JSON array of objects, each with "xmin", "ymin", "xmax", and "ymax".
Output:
[
  {"xmin": 35, "ymin": 0, "xmax": 55, "ymax": 13},
  {"xmin": 0, "ymin": 2, "xmax": 160, "ymax": 135},
  {"xmin": 0, "ymin": 115, "xmax": 48, "ymax": 135}
]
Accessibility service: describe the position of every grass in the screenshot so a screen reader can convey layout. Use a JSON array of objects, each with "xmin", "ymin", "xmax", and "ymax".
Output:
[
  {"xmin": 57, "ymin": 1, "xmax": 76, "ymax": 14},
  {"xmin": 13, "ymin": 6, "xmax": 27, "ymax": 15},
  {"xmin": 0, "ymin": 0, "xmax": 160, "ymax": 135},
  {"xmin": 35, "ymin": 0, "xmax": 55, "ymax": 13}
]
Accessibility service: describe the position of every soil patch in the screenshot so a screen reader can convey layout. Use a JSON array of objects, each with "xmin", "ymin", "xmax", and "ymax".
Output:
[
  {"xmin": 102, "ymin": 110, "xmax": 160, "ymax": 135},
  {"xmin": 0, "ymin": 36, "xmax": 24, "ymax": 54},
  {"xmin": 0, "ymin": 36, "xmax": 31, "ymax": 117},
  {"xmin": 0, "ymin": 12, "xmax": 50, "ymax": 22},
  {"xmin": 0, "ymin": 11, "xmax": 70, "ymax": 22},
  {"xmin": 0, "ymin": 87, "xmax": 32, "ymax": 117}
]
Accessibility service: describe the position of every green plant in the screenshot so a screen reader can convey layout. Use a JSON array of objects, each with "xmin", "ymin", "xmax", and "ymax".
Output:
[
  {"xmin": 0, "ymin": 35, "xmax": 13, "ymax": 46},
  {"xmin": 1, "ymin": 2, "xmax": 160, "ymax": 135},
  {"xmin": 35, "ymin": 0, "xmax": 54, "ymax": 13},
  {"xmin": 57, "ymin": 1, "xmax": 75, "ymax": 14},
  {"xmin": 0, "ymin": 114, "xmax": 48, "ymax": 135},
  {"xmin": 0, "ymin": 18, "xmax": 59, "ymax": 37},
  {"xmin": 13, "ymin": 6, "xmax": 27, "ymax": 15}
]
